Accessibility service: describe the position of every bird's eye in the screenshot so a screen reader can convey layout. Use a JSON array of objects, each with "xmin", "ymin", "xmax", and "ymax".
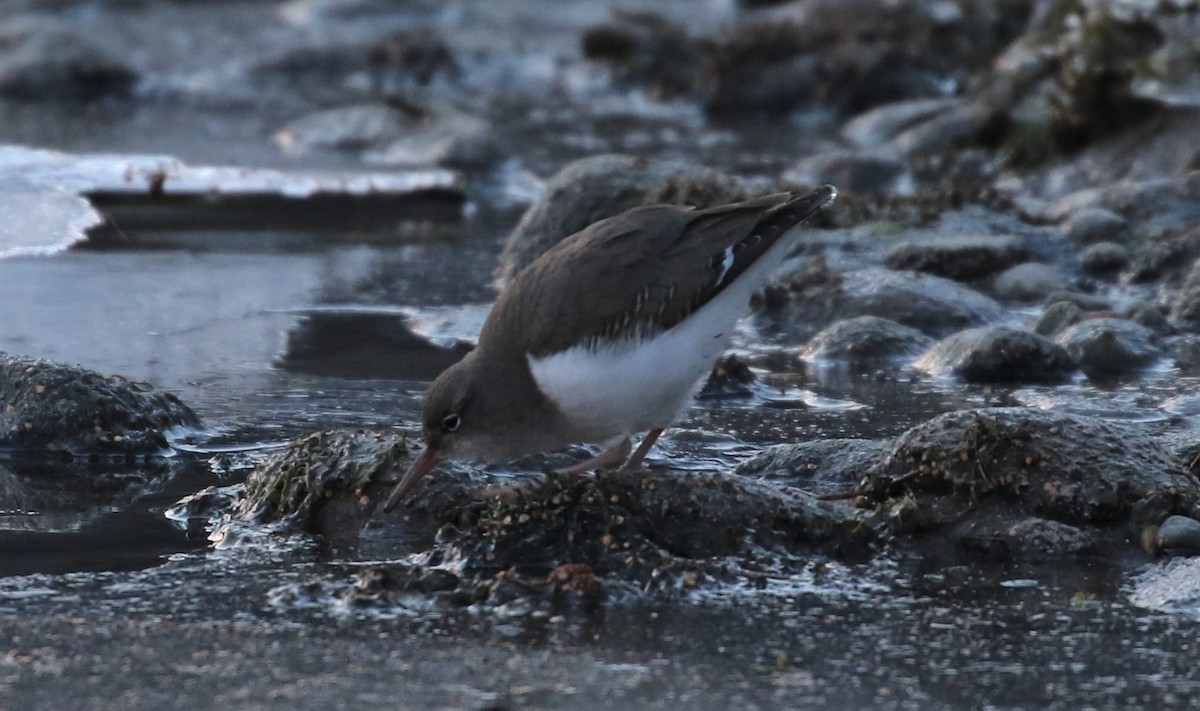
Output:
[{"xmin": 442, "ymin": 413, "xmax": 461, "ymax": 432}]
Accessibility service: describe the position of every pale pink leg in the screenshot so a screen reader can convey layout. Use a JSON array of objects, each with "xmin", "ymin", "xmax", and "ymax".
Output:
[
  {"xmin": 621, "ymin": 427, "xmax": 664, "ymax": 471},
  {"xmin": 554, "ymin": 437, "xmax": 632, "ymax": 475}
]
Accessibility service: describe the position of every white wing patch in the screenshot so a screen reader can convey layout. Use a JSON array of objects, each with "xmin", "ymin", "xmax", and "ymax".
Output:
[{"xmin": 714, "ymin": 245, "xmax": 736, "ymax": 287}]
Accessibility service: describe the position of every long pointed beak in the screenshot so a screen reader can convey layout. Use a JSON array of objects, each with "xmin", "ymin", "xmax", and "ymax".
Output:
[{"xmin": 383, "ymin": 446, "xmax": 441, "ymax": 512}]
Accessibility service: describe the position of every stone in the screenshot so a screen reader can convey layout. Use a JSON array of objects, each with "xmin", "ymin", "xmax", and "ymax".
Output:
[
  {"xmin": 734, "ymin": 438, "xmax": 889, "ymax": 494},
  {"xmin": 991, "ymin": 262, "xmax": 1069, "ymax": 302},
  {"xmin": 1056, "ymin": 318, "xmax": 1163, "ymax": 376},
  {"xmin": 0, "ymin": 352, "xmax": 199, "ymax": 455},
  {"xmin": 1064, "ymin": 207, "xmax": 1133, "ymax": 245},
  {"xmin": 1080, "ymin": 242, "xmax": 1132, "ymax": 276},
  {"xmin": 914, "ymin": 326, "xmax": 1076, "ymax": 384},
  {"xmin": 1033, "ymin": 301, "xmax": 1085, "ymax": 337},
  {"xmin": 859, "ymin": 407, "xmax": 1198, "ymax": 552},
  {"xmin": 783, "ymin": 151, "xmax": 906, "ymax": 197},
  {"xmin": 801, "ymin": 316, "xmax": 934, "ymax": 363},
  {"xmin": 883, "ymin": 235, "xmax": 1029, "ymax": 282},
  {"xmin": 757, "ymin": 265, "xmax": 1004, "ymax": 341}
]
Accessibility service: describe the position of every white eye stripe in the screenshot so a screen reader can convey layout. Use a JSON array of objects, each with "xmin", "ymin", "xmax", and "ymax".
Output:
[{"xmin": 442, "ymin": 414, "xmax": 461, "ymax": 431}]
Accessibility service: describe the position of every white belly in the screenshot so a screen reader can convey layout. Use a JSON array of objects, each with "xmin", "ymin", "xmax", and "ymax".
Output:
[{"xmin": 527, "ymin": 238, "xmax": 793, "ymax": 443}]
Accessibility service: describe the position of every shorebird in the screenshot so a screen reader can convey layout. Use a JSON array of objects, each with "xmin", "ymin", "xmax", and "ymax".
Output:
[{"xmin": 384, "ymin": 186, "xmax": 836, "ymax": 511}]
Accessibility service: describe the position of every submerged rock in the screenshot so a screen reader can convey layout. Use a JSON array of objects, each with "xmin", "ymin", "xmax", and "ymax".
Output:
[
  {"xmin": 230, "ymin": 429, "xmax": 411, "ymax": 532},
  {"xmin": 1055, "ymin": 318, "xmax": 1163, "ymax": 377},
  {"xmin": 783, "ymin": 151, "xmax": 907, "ymax": 197},
  {"xmin": 274, "ymin": 104, "xmax": 418, "ymax": 154},
  {"xmin": 914, "ymin": 326, "xmax": 1076, "ymax": 384},
  {"xmin": 1033, "ymin": 301, "xmax": 1086, "ymax": 337},
  {"xmin": 1080, "ymin": 242, "xmax": 1132, "ymax": 276},
  {"xmin": 858, "ymin": 407, "xmax": 1199, "ymax": 557},
  {"xmin": 699, "ymin": 354, "xmax": 757, "ymax": 399},
  {"xmin": 757, "ymin": 265, "xmax": 1004, "ymax": 340},
  {"xmin": 801, "ymin": 316, "xmax": 933, "ymax": 364},
  {"xmin": 0, "ymin": 353, "xmax": 198, "ymax": 455},
  {"xmin": 734, "ymin": 438, "xmax": 889, "ymax": 494},
  {"xmin": 883, "ymin": 235, "xmax": 1029, "ymax": 282},
  {"xmin": 1169, "ymin": 256, "xmax": 1200, "ymax": 326},
  {"xmin": 1064, "ymin": 207, "xmax": 1133, "ymax": 245},
  {"xmin": 1126, "ymin": 224, "xmax": 1200, "ymax": 284},
  {"xmin": 495, "ymin": 154, "xmax": 745, "ymax": 284},
  {"xmin": 991, "ymin": 262, "xmax": 1069, "ymax": 302},
  {"xmin": 0, "ymin": 27, "xmax": 137, "ymax": 100}
]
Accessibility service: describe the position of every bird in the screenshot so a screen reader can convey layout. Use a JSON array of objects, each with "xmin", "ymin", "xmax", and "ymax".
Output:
[{"xmin": 383, "ymin": 185, "xmax": 837, "ymax": 511}]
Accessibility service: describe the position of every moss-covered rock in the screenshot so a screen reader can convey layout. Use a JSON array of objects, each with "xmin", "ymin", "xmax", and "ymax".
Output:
[{"xmin": 0, "ymin": 353, "xmax": 198, "ymax": 456}]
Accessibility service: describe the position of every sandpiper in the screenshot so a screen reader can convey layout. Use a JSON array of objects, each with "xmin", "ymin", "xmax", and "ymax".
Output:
[{"xmin": 384, "ymin": 185, "xmax": 836, "ymax": 511}]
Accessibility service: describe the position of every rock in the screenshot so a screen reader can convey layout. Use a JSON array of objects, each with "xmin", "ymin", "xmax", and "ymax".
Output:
[
  {"xmin": 914, "ymin": 326, "xmax": 1075, "ymax": 384},
  {"xmin": 1127, "ymin": 225, "xmax": 1200, "ymax": 284},
  {"xmin": 783, "ymin": 151, "xmax": 906, "ymax": 197},
  {"xmin": 1043, "ymin": 290, "xmax": 1111, "ymax": 312},
  {"xmin": 991, "ymin": 262, "xmax": 1068, "ymax": 302},
  {"xmin": 859, "ymin": 407, "xmax": 1199, "ymax": 556},
  {"xmin": 1033, "ymin": 301, "xmax": 1085, "ymax": 337},
  {"xmin": 1051, "ymin": 175, "xmax": 1200, "ymax": 242},
  {"xmin": 1170, "ymin": 257, "xmax": 1200, "ymax": 326},
  {"xmin": 0, "ymin": 353, "xmax": 199, "ymax": 455},
  {"xmin": 495, "ymin": 155, "xmax": 745, "ymax": 284},
  {"xmin": 801, "ymin": 316, "xmax": 933, "ymax": 364},
  {"xmin": 1170, "ymin": 334, "xmax": 1200, "ymax": 372},
  {"xmin": 891, "ymin": 101, "xmax": 990, "ymax": 157},
  {"xmin": 704, "ymin": 1, "xmax": 1024, "ymax": 116},
  {"xmin": 1056, "ymin": 318, "xmax": 1163, "ymax": 377},
  {"xmin": 757, "ymin": 265, "xmax": 1005, "ymax": 340},
  {"xmin": 733, "ymin": 438, "xmax": 889, "ymax": 494},
  {"xmin": 580, "ymin": 11, "xmax": 708, "ymax": 99},
  {"xmin": 1080, "ymin": 242, "xmax": 1132, "ymax": 276},
  {"xmin": 365, "ymin": 113, "xmax": 503, "ymax": 169},
  {"xmin": 275, "ymin": 104, "xmax": 416, "ymax": 154},
  {"xmin": 958, "ymin": 517, "xmax": 1099, "ymax": 560},
  {"xmin": 355, "ymin": 467, "xmax": 876, "ymax": 606},
  {"xmin": 1064, "ymin": 207, "xmax": 1133, "ymax": 245},
  {"xmin": 843, "ymin": 97, "xmax": 964, "ymax": 149},
  {"xmin": 883, "ymin": 235, "xmax": 1029, "ymax": 282},
  {"xmin": 0, "ymin": 28, "xmax": 136, "ymax": 100},
  {"xmin": 229, "ymin": 430, "xmax": 413, "ymax": 533},
  {"xmin": 698, "ymin": 354, "xmax": 756, "ymax": 399},
  {"xmin": 1125, "ymin": 300, "xmax": 1170, "ymax": 332},
  {"xmin": 1157, "ymin": 515, "xmax": 1200, "ymax": 554}
]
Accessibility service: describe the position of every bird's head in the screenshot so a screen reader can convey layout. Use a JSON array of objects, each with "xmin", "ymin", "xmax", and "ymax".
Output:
[{"xmin": 382, "ymin": 356, "xmax": 481, "ymax": 511}]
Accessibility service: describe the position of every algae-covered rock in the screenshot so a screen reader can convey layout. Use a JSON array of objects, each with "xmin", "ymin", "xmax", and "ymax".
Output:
[
  {"xmin": 858, "ymin": 407, "xmax": 1198, "ymax": 555},
  {"xmin": 232, "ymin": 429, "xmax": 411, "ymax": 531},
  {"xmin": 734, "ymin": 438, "xmax": 889, "ymax": 494},
  {"xmin": 0, "ymin": 352, "xmax": 198, "ymax": 455}
]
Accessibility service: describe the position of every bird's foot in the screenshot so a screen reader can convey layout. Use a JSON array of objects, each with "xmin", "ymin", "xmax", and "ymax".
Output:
[{"xmin": 617, "ymin": 427, "xmax": 664, "ymax": 472}]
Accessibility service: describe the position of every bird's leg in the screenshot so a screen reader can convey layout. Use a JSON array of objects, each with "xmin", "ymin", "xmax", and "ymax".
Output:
[
  {"xmin": 621, "ymin": 427, "xmax": 664, "ymax": 471},
  {"xmin": 553, "ymin": 437, "xmax": 633, "ymax": 476}
]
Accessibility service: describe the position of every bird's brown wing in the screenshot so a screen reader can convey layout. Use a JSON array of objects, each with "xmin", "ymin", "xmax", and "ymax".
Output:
[{"xmin": 481, "ymin": 186, "xmax": 835, "ymax": 359}]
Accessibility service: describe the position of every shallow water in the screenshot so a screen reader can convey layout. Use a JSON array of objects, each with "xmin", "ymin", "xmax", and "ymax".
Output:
[
  {"xmin": 3, "ymin": 209, "xmax": 1200, "ymax": 707},
  {"xmin": 3, "ymin": 0, "xmax": 1200, "ymax": 706}
]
